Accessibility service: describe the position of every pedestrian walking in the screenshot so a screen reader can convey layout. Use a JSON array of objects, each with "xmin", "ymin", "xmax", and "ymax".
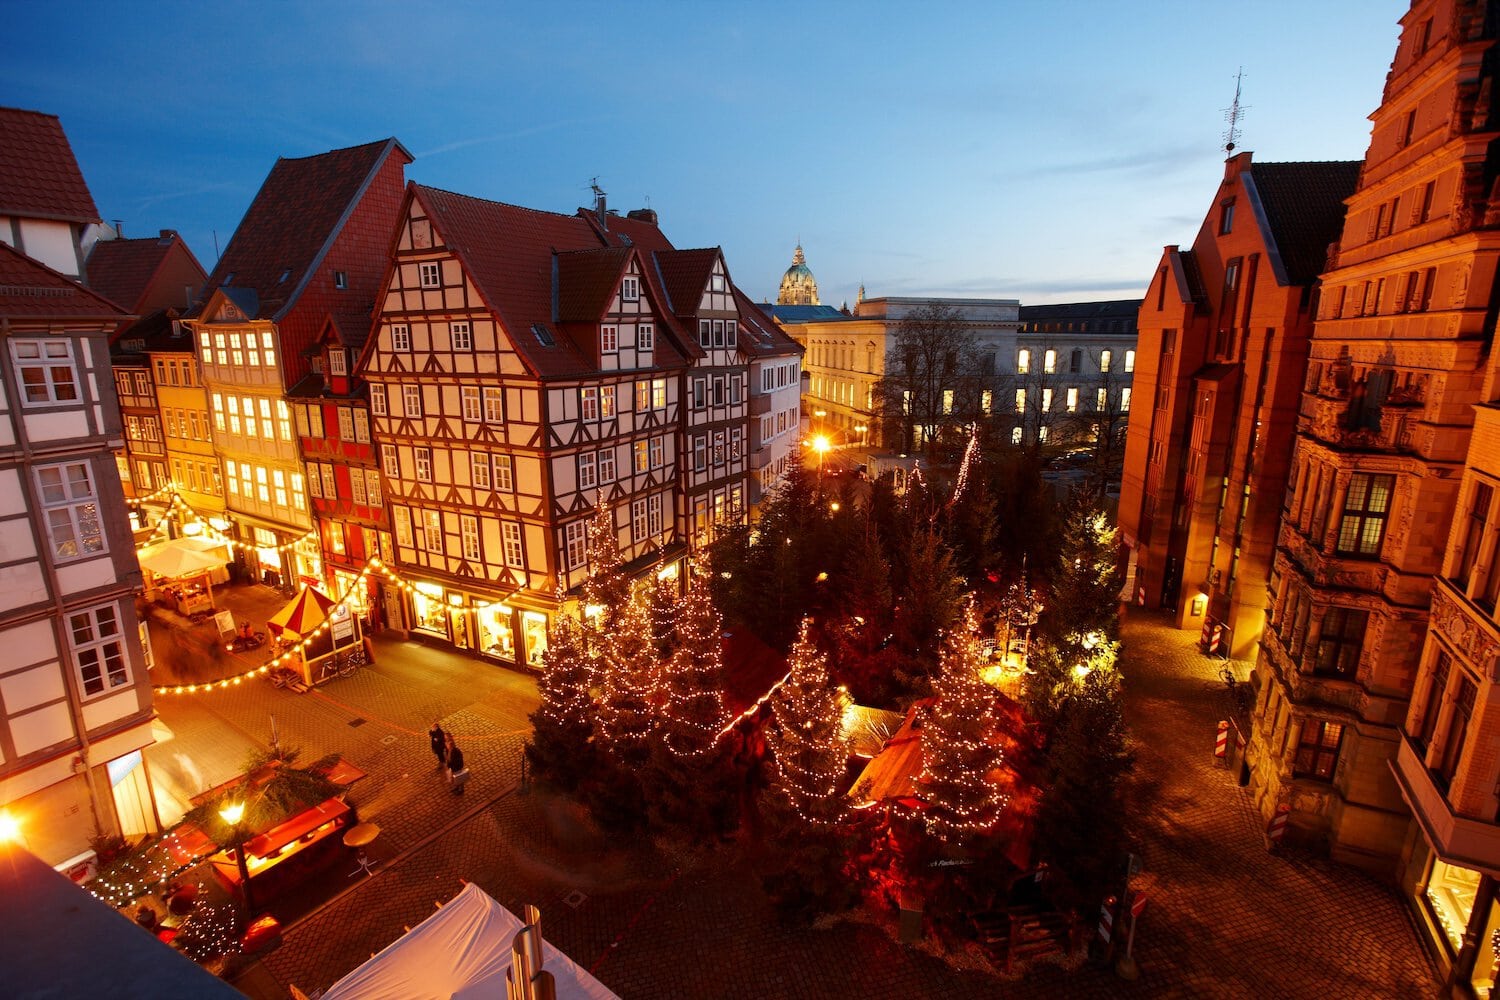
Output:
[
  {"xmin": 445, "ymin": 734, "xmax": 469, "ymax": 796},
  {"xmin": 428, "ymin": 722, "xmax": 447, "ymax": 770}
]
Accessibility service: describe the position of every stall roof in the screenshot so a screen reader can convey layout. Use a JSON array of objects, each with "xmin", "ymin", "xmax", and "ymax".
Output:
[{"xmin": 320, "ymin": 881, "xmax": 618, "ymax": 1000}]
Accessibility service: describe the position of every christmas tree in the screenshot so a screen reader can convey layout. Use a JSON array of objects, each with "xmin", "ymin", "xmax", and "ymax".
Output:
[
  {"xmin": 758, "ymin": 619, "xmax": 861, "ymax": 921},
  {"xmin": 763, "ymin": 619, "xmax": 850, "ymax": 827},
  {"xmin": 1038, "ymin": 492, "xmax": 1123, "ymax": 663},
  {"xmin": 581, "ymin": 498, "xmax": 631, "ymax": 633},
  {"xmin": 526, "ymin": 601, "xmax": 597, "ymax": 792},
  {"xmin": 648, "ymin": 562, "xmax": 737, "ymax": 834},
  {"xmin": 916, "ymin": 602, "xmax": 1010, "ymax": 844}
]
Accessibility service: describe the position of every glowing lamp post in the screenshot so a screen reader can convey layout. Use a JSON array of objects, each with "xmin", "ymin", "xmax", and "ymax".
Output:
[
  {"xmin": 811, "ymin": 435, "xmax": 830, "ymax": 475},
  {"xmin": 219, "ymin": 800, "xmax": 254, "ymax": 917}
]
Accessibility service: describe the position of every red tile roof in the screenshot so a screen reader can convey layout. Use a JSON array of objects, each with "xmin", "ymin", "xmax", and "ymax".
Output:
[
  {"xmin": 0, "ymin": 107, "xmax": 99, "ymax": 223},
  {"xmin": 0, "ymin": 241, "xmax": 125, "ymax": 320},
  {"xmin": 195, "ymin": 138, "xmax": 409, "ymax": 321},
  {"xmin": 652, "ymin": 248, "xmax": 720, "ymax": 316},
  {"xmin": 413, "ymin": 185, "xmax": 693, "ymax": 378},
  {"xmin": 1247, "ymin": 160, "xmax": 1361, "ymax": 286},
  {"xmin": 86, "ymin": 234, "xmax": 179, "ymax": 312}
]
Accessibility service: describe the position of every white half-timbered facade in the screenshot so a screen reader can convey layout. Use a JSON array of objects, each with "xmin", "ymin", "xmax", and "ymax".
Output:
[
  {"xmin": 0, "ymin": 243, "xmax": 158, "ymax": 867},
  {"xmin": 360, "ymin": 186, "xmax": 693, "ymax": 669}
]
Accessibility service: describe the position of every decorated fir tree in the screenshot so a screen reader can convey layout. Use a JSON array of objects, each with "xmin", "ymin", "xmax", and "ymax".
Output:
[
  {"xmin": 758, "ymin": 619, "xmax": 861, "ymax": 921},
  {"xmin": 891, "ymin": 524, "xmax": 965, "ymax": 695},
  {"xmin": 581, "ymin": 499, "xmax": 631, "ymax": 633},
  {"xmin": 763, "ymin": 619, "xmax": 851, "ymax": 827},
  {"xmin": 1038, "ymin": 492, "xmax": 1124, "ymax": 663},
  {"xmin": 916, "ymin": 602, "xmax": 1009, "ymax": 845},
  {"xmin": 648, "ymin": 562, "xmax": 738, "ymax": 833},
  {"xmin": 525, "ymin": 602, "xmax": 597, "ymax": 791}
]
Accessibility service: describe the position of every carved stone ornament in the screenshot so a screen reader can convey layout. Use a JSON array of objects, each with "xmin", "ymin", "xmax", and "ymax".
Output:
[{"xmin": 1430, "ymin": 587, "xmax": 1500, "ymax": 681}]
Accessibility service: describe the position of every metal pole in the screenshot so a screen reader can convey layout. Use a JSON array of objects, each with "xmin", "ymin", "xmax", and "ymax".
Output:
[{"xmin": 1116, "ymin": 900, "xmax": 1140, "ymax": 980}]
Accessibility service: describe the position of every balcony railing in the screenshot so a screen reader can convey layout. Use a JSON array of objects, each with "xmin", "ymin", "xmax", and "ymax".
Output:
[{"xmin": 1391, "ymin": 735, "xmax": 1500, "ymax": 876}]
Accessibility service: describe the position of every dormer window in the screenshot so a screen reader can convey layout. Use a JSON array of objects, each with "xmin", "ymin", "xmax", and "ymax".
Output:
[
  {"xmin": 638, "ymin": 323, "xmax": 653, "ymax": 351},
  {"xmin": 334, "ymin": 271, "xmax": 348, "ymax": 289},
  {"xmin": 328, "ymin": 350, "xmax": 347, "ymax": 376},
  {"xmin": 601, "ymin": 325, "xmax": 618, "ymax": 353},
  {"xmin": 223, "ymin": 272, "xmax": 236, "ymax": 285},
  {"xmin": 710, "ymin": 272, "xmax": 727, "ymax": 293},
  {"xmin": 621, "ymin": 277, "xmax": 639, "ymax": 302}
]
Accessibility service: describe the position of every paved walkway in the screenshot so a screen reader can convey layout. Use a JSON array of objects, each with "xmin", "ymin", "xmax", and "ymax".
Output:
[{"xmin": 1110, "ymin": 608, "xmax": 1439, "ymax": 999}]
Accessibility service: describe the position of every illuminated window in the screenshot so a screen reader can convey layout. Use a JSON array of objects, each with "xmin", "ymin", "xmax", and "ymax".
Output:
[
  {"xmin": 370, "ymin": 384, "xmax": 387, "ymax": 416},
  {"xmin": 581, "ymin": 387, "xmax": 598, "ymax": 421},
  {"xmin": 1016, "ymin": 349, "xmax": 1030, "ymax": 374},
  {"xmin": 634, "ymin": 439, "xmax": 649, "ymax": 473},
  {"xmin": 1293, "ymin": 719, "xmax": 1343, "ymax": 781},
  {"xmin": 1015, "ymin": 389, "xmax": 1026, "ymax": 413},
  {"xmin": 483, "ymin": 387, "xmax": 503, "ymax": 424},
  {"xmin": 462, "ymin": 386, "xmax": 481, "ymax": 422},
  {"xmin": 365, "ymin": 470, "xmax": 382, "ymax": 506},
  {"xmin": 1121, "ymin": 388, "xmax": 1132, "ymax": 412},
  {"xmin": 652, "ymin": 378, "xmax": 667, "ymax": 409},
  {"xmin": 1100, "ymin": 350, "xmax": 1112, "ymax": 372},
  {"xmin": 1335, "ymin": 473, "xmax": 1395, "ymax": 556},
  {"xmin": 381, "ymin": 444, "xmax": 399, "ymax": 479},
  {"xmin": 1125, "ymin": 350, "xmax": 1136, "ymax": 373},
  {"xmin": 494, "ymin": 455, "xmax": 513, "ymax": 492},
  {"xmin": 981, "ymin": 389, "xmax": 992, "ymax": 415},
  {"xmin": 943, "ymin": 389, "xmax": 954, "ymax": 414},
  {"xmin": 1097, "ymin": 388, "xmax": 1108, "ymax": 411},
  {"xmin": 601, "ymin": 386, "xmax": 616, "ymax": 418},
  {"xmin": 393, "ymin": 507, "xmax": 412, "ymax": 546},
  {"xmin": 1066, "ymin": 388, "xmax": 1078, "ymax": 412},
  {"xmin": 1042, "ymin": 388, "xmax": 1053, "ymax": 411},
  {"xmin": 37, "ymin": 462, "xmax": 103, "ymax": 561},
  {"xmin": 1044, "ymin": 350, "xmax": 1056, "ymax": 374},
  {"xmin": 1313, "ymin": 607, "xmax": 1367, "ymax": 679}
]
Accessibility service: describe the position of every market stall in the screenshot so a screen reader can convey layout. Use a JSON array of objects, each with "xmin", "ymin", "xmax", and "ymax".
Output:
[
  {"xmin": 138, "ymin": 537, "xmax": 230, "ymax": 617},
  {"xmin": 316, "ymin": 882, "xmax": 618, "ymax": 1000},
  {"xmin": 267, "ymin": 585, "xmax": 364, "ymax": 684}
]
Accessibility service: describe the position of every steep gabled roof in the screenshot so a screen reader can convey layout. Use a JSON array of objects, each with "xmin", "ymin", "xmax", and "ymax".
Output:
[
  {"xmin": 653, "ymin": 248, "xmax": 720, "ymax": 317},
  {"xmin": 196, "ymin": 138, "xmax": 410, "ymax": 322},
  {"xmin": 112, "ymin": 307, "xmax": 192, "ymax": 357},
  {"xmin": 733, "ymin": 288, "xmax": 803, "ymax": 359},
  {"xmin": 0, "ymin": 107, "xmax": 99, "ymax": 223},
  {"xmin": 86, "ymin": 231, "xmax": 206, "ymax": 315},
  {"xmin": 556, "ymin": 247, "xmax": 634, "ymax": 323},
  {"xmin": 0, "ymin": 241, "xmax": 124, "ymax": 320},
  {"xmin": 414, "ymin": 185, "xmax": 692, "ymax": 378},
  {"xmin": 1246, "ymin": 160, "xmax": 1361, "ymax": 286}
]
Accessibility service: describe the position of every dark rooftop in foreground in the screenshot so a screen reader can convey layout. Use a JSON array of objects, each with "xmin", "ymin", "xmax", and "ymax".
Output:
[{"xmin": 0, "ymin": 844, "xmax": 244, "ymax": 999}]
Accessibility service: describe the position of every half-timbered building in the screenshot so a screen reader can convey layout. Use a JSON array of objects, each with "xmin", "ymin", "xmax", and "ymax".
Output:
[
  {"xmin": 184, "ymin": 138, "xmax": 410, "ymax": 588},
  {"xmin": 361, "ymin": 186, "xmax": 699, "ymax": 667},
  {"xmin": 290, "ymin": 320, "xmax": 391, "ymax": 626}
]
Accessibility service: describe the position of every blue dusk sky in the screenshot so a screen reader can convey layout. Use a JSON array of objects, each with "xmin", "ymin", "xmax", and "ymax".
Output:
[{"xmin": 7, "ymin": 0, "xmax": 1407, "ymax": 307}]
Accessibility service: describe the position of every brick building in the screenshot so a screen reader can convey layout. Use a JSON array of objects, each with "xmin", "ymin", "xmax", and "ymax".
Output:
[{"xmin": 1119, "ymin": 154, "xmax": 1358, "ymax": 658}]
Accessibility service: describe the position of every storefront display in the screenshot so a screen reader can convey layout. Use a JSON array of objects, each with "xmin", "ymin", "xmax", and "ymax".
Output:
[
  {"xmin": 251, "ymin": 527, "xmax": 281, "ymax": 584},
  {"xmin": 522, "ymin": 611, "xmax": 548, "ymax": 667},
  {"xmin": 1428, "ymin": 859, "xmax": 1481, "ymax": 953},
  {"xmin": 477, "ymin": 604, "xmax": 515, "ymax": 662},
  {"xmin": 411, "ymin": 583, "xmax": 448, "ymax": 637}
]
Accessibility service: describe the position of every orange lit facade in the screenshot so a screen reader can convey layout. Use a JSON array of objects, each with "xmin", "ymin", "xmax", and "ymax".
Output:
[
  {"xmin": 1118, "ymin": 153, "xmax": 1357, "ymax": 658},
  {"xmin": 1248, "ymin": 1, "xmax": 1500, "ymax": 900}
]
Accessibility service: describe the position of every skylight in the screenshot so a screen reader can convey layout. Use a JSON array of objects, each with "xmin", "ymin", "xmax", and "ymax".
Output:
[{"xmin": 532, "ymin": 323, "xmax": 556, "ymax": 347}]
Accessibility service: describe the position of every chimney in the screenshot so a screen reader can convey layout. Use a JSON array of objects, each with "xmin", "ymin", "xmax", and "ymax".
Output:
[
  {"xmin": 590, "ymin": 179, "xmax": 606, "ymax": 229},
  {"xmin": 627, "ymin": 208, "xmax": 658, "ymax": 225},
  {"xmin": 159, "ymin": 229, "xmax": 177, "ymax": 241},
  {"xmin": 112, "ymin": 219, "xmax": 124, "ymax": 237}
]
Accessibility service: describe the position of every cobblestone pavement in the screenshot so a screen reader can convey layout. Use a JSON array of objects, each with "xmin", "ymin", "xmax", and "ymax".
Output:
[
  {"xmin": 1109, "ymin": 608, "xmax": 1439, "ymax": 1000},
  {"xmin": 215, "ymin": 612, "xmax": 1441, "ymax": 999}
]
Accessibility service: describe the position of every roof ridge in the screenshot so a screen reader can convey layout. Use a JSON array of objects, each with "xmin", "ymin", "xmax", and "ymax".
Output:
[{"xmin": 417, "ymin": 183, "xmax": 584, "ymax": 223}]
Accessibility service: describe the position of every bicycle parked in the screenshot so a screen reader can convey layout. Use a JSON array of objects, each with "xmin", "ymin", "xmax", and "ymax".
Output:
[{"xmin": 317, "ymin": 640, "xmax": 368, "ymax": 682}]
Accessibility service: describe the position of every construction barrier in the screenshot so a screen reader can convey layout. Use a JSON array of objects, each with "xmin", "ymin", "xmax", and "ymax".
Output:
[
  {"xmin": 1199, "ymin": 619, "xmax": 1225, "ymax": 657},
  {"xmin": 1130, "ymin": 892, "xmax": 1148, "ymax": 920},
  {"xmin": 1097, "ymin": 895, "xmax": 1117, "ymax": 944},
  {"xmin": 1214, "ymin": 720, "xmax": 1230, "ymax": 763},
  {"xmin": 1267, "ymin": 805, "xmax": 1291, "ymax": 848}
]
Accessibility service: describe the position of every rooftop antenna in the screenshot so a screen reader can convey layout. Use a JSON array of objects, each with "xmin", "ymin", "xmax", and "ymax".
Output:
[{"xmin": 1222, "ymin": 67, "xmax": 1248, "ymax": 154}]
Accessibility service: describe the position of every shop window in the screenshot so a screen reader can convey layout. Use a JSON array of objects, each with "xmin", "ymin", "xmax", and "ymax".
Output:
[
  {"xmin": 1293, "ymin": 719, "xmax": 1343, "ymax": 781},
  {"xmin": 478, "ymin": 604, "xmax": 515, "ymax": 660},
  {"xmin": 1425, "ymin": 860, "xmax": 1480, "ymax": 955},
  {"xmin": 523, "ymin": 611, "xmax": 548, "ymax": 667}
]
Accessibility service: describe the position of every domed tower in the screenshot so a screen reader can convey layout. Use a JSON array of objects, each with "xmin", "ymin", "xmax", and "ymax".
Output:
[{"xmin": 777, "ymin": 243, "xmax": 819, "ymax": 306}]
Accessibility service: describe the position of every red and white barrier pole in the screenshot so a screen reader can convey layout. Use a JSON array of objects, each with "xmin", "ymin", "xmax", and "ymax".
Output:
[
  {"xmin": 1266, "ymin": 804, "xmax": 1291, "ymax": 850},
  {"xmin": 1215, "ymin": 720, "xmax": 1230, "ymax": 764}
]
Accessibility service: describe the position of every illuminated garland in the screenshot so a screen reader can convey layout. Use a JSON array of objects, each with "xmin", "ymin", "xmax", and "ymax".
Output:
[{"xmin": 88, "ymin": 829, "xmax": 209, "ymax": 909}]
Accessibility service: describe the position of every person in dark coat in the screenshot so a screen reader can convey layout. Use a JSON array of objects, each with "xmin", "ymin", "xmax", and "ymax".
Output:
[
  {"xmin": 446, "ymin": 735, "xmax": 467, "ymax": 795},
  {"xmin": 429, "ymin": 722, "xmax": 447, "ymax": 769}
]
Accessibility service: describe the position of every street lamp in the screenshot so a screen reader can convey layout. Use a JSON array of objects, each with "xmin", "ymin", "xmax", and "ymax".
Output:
[
  {"xmin": 0, "ymin": 811, "xmax": 21, "ymax": 844},
  {"xmin": 811, "ymin": 435, "xmax": 830, "ymax": 475},
  {"xmin": 219, "ymin": 800, "xmax": 254, "ymax": 917}
]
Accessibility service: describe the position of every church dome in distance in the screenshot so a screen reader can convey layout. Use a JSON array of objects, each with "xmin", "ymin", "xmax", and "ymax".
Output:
[{"xmin": 777, "ymin": 243, "xmax": 819, "ymax": 306}]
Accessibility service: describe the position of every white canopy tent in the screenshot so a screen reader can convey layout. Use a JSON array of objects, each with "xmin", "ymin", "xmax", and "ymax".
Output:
[{"xmin": 318, "ymin": 883, "xmax": 618, "ymax": 1000}]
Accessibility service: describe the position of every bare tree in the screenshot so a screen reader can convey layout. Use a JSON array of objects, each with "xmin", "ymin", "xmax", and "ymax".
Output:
[
  {"xmin": 1049, "ymin": 347, "xmax": 1132, "ymax": 488},
  {"xmin": 872, "ymin": 304, "xmax": 987, "ymax": 459}
]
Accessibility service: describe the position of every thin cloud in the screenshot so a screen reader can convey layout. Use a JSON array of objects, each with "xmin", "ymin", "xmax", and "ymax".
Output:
[
  {"xmin": 134, "ymin": 182, "xmax": 241, "ymax": 210},
  {"xmin": 1001, "ymin": 145, "xmax": 1201, "ymax": 179},
  {"xmin": 416, "ymin": 120, "xmax": 600, "ymax": 158}
]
